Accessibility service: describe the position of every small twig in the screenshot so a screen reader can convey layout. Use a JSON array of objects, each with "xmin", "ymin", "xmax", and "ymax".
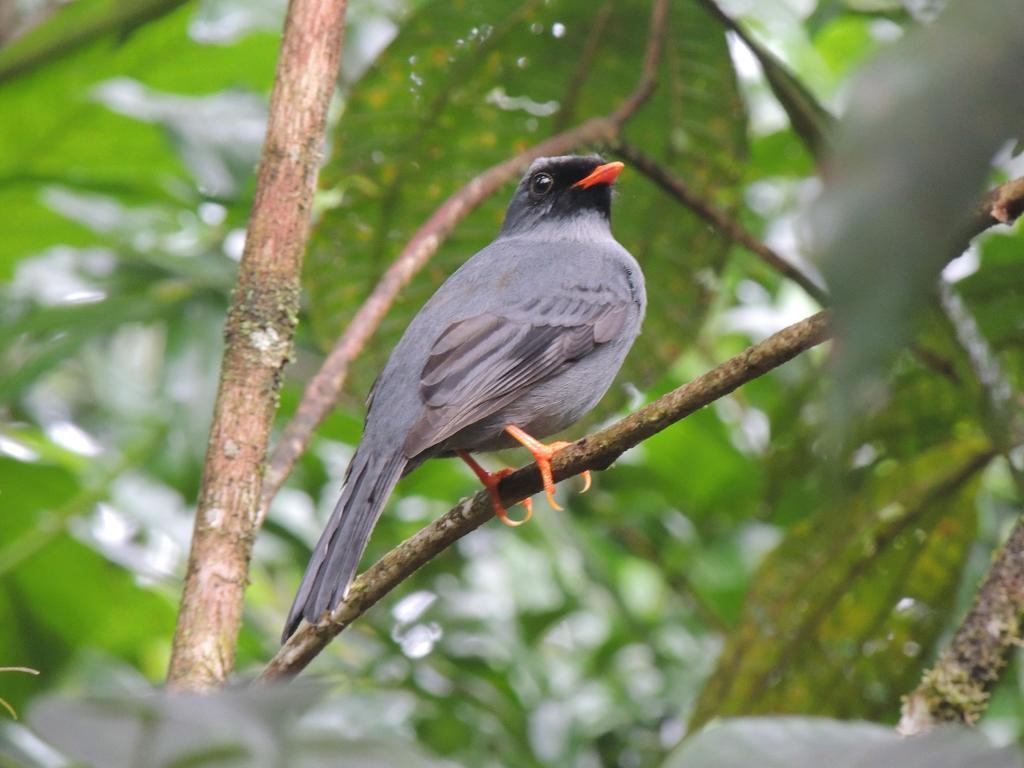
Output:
[
  {"xmin": 257, "ymin": 0, "xmax": 671, "ymax": 525},
  {"xmin": 0, "ymin": 666, "xmax": 40, "ymax": 720},
  {"xmin": 167, "ymin": 0, "xmax": 349, "ymax": 691},
  {"xmin": 257, "ymin": 311, "xmax": 831, "ymax": 682},
  {"xmin": 614, "ymin": 141, "xmax": 830, "ymax": 305},
  {"xmin": 617, "ymin": 142, "xmax": 1023, "ymax": 388},
  {"xmin": 975, "ymin": 176, "xmax": 1024, "ymax": 229}
]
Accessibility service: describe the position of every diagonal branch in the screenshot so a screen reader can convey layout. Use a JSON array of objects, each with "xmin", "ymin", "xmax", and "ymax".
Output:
[
  {"xmin": 613, "ymin": 141, "xmax": 830, "ymax": 305},
  {"xmin": 257, "ymin": 0, "xmax": 669, "ymax": 526},
  {"xmin": 166, "ymin": 0, "xmax": 349, "ymax": 691},
  {"xmin": 696, "ymin": 0, "xmax": 835, "ymax": 163},
  {"xmin": 258, "ymin": 310, "xmax": 832, "ymax": 682},
  {"xmin": 899, "ymin": 516, "xmax": 1024, "ymax": 733},
  {"xmin": 897, "ymin": 282, "xmax": 1024, "ymax": 735}
]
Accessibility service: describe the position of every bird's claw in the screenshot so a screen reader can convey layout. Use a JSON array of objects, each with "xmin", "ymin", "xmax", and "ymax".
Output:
[
  {"xmin": 504, "ymin": 427, "xmax": 591, "ymax": 510},
  {"xmin": 458, "ymin": 453, "xmax": 533, "ymax": 526}
]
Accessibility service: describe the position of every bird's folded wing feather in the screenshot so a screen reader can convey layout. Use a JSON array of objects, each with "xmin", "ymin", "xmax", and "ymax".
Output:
[{"xmin": 402, "ymin": 290, "xmax": 630, "ymax": 458}]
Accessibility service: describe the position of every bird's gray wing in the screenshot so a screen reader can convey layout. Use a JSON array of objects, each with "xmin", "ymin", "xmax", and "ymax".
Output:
[{"xmin": 402, "ymin": 290, "xmax": 630, "ymax": 458}]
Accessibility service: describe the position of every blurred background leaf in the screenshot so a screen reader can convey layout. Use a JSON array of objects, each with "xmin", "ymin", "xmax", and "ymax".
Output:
[{"xmin": 690, "ymin": 439, "xmax": 990, "ymax": 727}]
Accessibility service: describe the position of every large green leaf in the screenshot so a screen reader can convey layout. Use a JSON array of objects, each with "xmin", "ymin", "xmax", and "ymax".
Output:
[
  {"xmin": 689, "ymin": 440, "xmax": 990, "ymax": 728},
  {"xmin": 306, "ymin": 0, "xmax": 747, "ymax": 396}
]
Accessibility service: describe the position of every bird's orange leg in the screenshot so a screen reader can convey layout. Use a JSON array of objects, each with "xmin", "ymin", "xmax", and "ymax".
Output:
[
  {"xmin": 503, "ymin": 425, "xmax": 591, "ymax": 511},
  {"xmin": 457, "ymin": 451, "xmax": 533, "ymax": 527}
]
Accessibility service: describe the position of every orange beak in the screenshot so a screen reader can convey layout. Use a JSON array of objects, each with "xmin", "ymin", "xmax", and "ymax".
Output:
[{"xmin": 572, "ymin": 161, "xmax": 625, "ymax": 189}]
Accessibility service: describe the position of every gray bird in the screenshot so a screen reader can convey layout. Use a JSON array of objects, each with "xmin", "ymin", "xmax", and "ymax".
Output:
[{"xmin": 283, "ymin": 155, "xmax": 646, "ymax": 641}]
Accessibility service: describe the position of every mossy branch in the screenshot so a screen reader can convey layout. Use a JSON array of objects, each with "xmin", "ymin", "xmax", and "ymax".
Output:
[{"xmin": 166, "ymin": 0, "xmax": 349, "ymax": 691}]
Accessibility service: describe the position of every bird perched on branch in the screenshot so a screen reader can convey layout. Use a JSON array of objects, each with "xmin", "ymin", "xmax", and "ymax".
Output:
[{"xmin": 283, "ymin": 155, "xmax": 646, "ymax": 641}]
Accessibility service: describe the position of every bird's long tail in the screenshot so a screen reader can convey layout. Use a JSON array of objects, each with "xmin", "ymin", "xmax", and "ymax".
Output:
[{"xmin": 282, "ymin": 447, "xmax": 406, "ymax": 642}]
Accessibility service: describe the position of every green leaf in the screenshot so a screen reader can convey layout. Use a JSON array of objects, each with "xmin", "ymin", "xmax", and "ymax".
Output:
[
  {"xmin": 0, "ymin": 0, "xmax": 189, "ymax": 84},
  {"xmin": 0, "ymin": 457, "xmax": 176, "ymax": 714},
  {"xmin": 664, "ymin": 717, "xmax": 1022, "ymax": 768},
  {"xmin": 0, "ymin": 1, "xmax": 278, "ymax": 277},
  {"xmin": 306, "ymin": 0, "xmax": 747, "ymax": 399},
  {"xmin": 689, "ymin": 440, "xmax": 990, "ymax": 727}
]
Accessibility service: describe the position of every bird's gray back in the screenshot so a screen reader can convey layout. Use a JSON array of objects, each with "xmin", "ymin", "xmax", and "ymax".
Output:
[{"xmin": 360, "ymin": 233, "xmax": 645, "ymax": 457}]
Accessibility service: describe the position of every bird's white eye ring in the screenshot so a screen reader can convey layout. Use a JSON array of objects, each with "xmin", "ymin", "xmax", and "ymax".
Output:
[{"xmin": 529, "ymin": 172, "xmax": 554, "ymax": 196}]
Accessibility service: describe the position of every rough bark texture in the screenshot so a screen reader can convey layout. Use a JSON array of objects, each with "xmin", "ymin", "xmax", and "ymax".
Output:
[
  {"xmin": 256, "ymin": 0, "xmax": 669, "ymax": 526},
  {"xmin": 258, "ymin": 311, "xmax": 832, "ymax": 683},
  {"xmin": 167, "ymin": 0, "xmax": 348, "ymax": 691},
  {"xmin": 898, "ymin": 283, "xmax": 1024, "ymax": 734},
  {"xmin": 899, "ymin": 518, "xmax": 1024, "ymax": 733}
]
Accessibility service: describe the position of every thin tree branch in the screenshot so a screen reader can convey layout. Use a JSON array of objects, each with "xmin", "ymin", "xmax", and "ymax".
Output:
[
  {"xmin": 696, "ymin": 0, "xmax": 835, "ymax": 163},
  {"xmin": 258, "ymin": 311, "xmax": 832, "ymax": 682},
  {"xmin": 166, "ymin": 0, "xmax": 348, "ymax": 691},
  {"xmin": 0, "ymin": 666, "xmax": 39, "ymax": 721},
  {"xmin": 614, "ymin": 141, "xmax": 830, "ymax": 305},
  {"xmin": 257, "ymin": 0, "xmax": 669, "ymax": 526},
  {"xmin": 617, "ymin": 142, "xmax": 1024, "ymax": 388}
]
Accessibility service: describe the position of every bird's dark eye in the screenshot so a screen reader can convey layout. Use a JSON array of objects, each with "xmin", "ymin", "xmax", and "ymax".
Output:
[{"xmin": 529, "ymin": 172, "xmax": 554, "ymax": 196}]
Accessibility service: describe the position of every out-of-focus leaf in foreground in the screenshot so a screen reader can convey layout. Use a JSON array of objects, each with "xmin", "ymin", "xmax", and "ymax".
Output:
[
  {"xmin": 306, "ymin": 0, "xmax": 747, "ymax": 396},
  {"xmin": 813, "ymin": 0, "xmax": 1024, "ymax": 415},
  {"xmin": 664, "ymin": 717, "xmax": 1022, "ymax": 768},
  {"xmin": 690, "ymin": 440, "xmax": 990, "ymax": 728},
  {"xmin": 25, "ymin": 685, "xmax": 457, "ymax": 768}
]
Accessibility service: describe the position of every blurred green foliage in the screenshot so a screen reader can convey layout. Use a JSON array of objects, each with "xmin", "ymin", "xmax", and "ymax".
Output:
[{"xmin": 1, "ymin": 0, "xmax": 1023, "ymax": 766}]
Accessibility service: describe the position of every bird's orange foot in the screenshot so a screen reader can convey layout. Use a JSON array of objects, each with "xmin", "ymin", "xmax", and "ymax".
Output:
[
  {"xmin": 457, "ymin": 451, "xmax": 533, "ymax": 527},
  {"xmin": 504, "ymin": 425, "xmax": 591, "ymax": 511}
]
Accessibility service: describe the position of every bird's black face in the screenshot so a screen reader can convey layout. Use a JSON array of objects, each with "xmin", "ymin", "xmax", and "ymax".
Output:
[{"xmin": 500, "ymin": 155, "xmax": 623, "ymax": 238}]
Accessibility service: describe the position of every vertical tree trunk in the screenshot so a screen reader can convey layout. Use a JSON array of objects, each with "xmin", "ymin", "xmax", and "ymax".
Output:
[{"xmin": 166, "ymin": 0, "xmax": 348, "ymax": 691}]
